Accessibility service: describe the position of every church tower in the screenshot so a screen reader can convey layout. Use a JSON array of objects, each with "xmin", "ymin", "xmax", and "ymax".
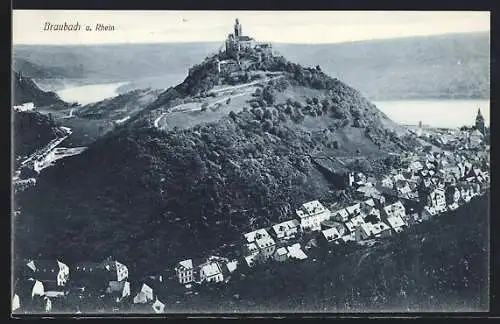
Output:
[
  {"xmin": 475, "ymin": 108, "xmax": 485, "ymax": 134},
  {"xmin": 234, "ymin": 18, "xmax": 242, "ymax": 38}
]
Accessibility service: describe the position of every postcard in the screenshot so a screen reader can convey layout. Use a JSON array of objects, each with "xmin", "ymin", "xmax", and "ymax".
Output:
[{"xmin": 11, "ymin": 10, "xmax": 490, "ymax": 315}]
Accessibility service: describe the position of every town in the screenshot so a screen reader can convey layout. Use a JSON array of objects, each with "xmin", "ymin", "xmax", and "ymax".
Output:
[{"xmin": 12, "ymin": 106, "xmax": 490, "ymax": 314}]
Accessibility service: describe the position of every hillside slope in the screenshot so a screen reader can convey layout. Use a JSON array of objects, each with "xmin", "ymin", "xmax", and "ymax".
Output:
[
  {"xmin": 15, "ymin": 52, "xmax": 416, "ymax": 275},
  {"xmin": 13, "ymin": 111, "xmax": 65, "ymax": 160},
  {"xmin": 12, "ymin": 71, "xmax": 67, "ymax": 107}
]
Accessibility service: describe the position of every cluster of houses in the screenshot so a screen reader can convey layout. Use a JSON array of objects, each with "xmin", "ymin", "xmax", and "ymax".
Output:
[
  {"xmin": 12, "ymin": 257, "xmax": 168, "ymax": 314},
  {"xmin": 173, "ymin": 142, "xmax": 489, "ymax": 291}
]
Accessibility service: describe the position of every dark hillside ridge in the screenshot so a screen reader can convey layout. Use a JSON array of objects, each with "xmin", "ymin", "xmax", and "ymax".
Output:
[
  {"xmin": 12, "ymin": 71, "xmax": 67, "ymax": 107},
  {"xmin": 13, "ymin": 111, "xmax": 65, "ymax": 159},
  {"xmin": 15, "ymin": 51, "xmax": 416, "ymax": 276}
]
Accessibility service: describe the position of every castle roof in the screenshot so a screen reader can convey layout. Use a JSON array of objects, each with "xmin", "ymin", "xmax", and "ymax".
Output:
[{"xmin": 476, "ymin": 108, "xmax": 484, "ymax": 121}]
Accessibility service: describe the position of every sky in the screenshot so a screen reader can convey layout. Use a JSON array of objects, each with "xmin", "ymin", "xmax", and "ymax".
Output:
[{"xmin": 12, "ymin": 10, "xmax": 490, "ymax": 45}]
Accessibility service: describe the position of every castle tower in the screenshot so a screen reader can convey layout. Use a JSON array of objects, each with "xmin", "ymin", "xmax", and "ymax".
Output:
[
  {"xmin": 234, "ymin": 18, "xmax": 242, "ymax": 38},
  {"xmin": 475, "ymin": 108, "xmax": 485, "ymax": 134}
]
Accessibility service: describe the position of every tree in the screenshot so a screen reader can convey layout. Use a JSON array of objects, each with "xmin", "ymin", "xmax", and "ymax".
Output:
[{"xmin": 201, "ymin": 103, "xmax": 209, "ymax": 111}]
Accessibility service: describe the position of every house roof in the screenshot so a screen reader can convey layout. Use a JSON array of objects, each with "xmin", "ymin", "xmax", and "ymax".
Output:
[
  {"xmin": 321, "ymin": 228, "xmax": 341, "ymax": 242},
  {"xmin": 178, "ymin": 259, "xmax": 193, "ymax": 270},
  {"xmin": 334, "ymin": 208, "xmax": 349, "ymax": 219},
  {"xmin": 272, "ymin": 219, "xmax": 300, "ymax": 235},
  {"xmin": 300, "ymin": 200, "xmax": 329, "ymax": 216},
  {"xmin": 244, "ymin": 254, "xmax": 259, "ymax": 267},
  {"xmin": 200, "ymin": 262, "xmax": 221, "ymax": 278},
  {"xmin": 346, "ymin": 203, "xmax": 361, "ymax": 215},
  {"xmin": 244, "ymin": 228, "xmax": 271, "ymax": 243},
  {"xmin": 363, "ymin": 198, "xmax": 376, "ymax": 207},
  {"xmin": 360, "ymin": 221, "xmax": 391, "ymax": 236},
  {"xmin": 287, "ymin": 244, "xmax": 308, "ymax": 260},
  {"xmin": 246, "ymin": 243, "xmax": 259, "ymax": 253},
  {"xmin": 226, "ymin": 261, "xmax": 238, "ymax": 273},
  {"xmin": 276, "ymin": 247, "xmax": 288, "ymax": 256},
  {"xmin": 393, "ymin": 174, "xmax": 406, "ymax": 181},
  {"xmin": 345, "ymin": 215, "xmax": 365, "ymax": 232},
  {"xmin": 255, "ymin": 235, "xmax": 276, "ymax": 249},
  {"xmin": 386, "ymin": 216, "xmax": 407, "ymax": 229}
]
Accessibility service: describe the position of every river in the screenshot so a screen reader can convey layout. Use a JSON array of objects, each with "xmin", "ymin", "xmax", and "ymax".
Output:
[
  {"xmin": 374, "ymin": 99, "xmax": 490, "ymax": 129},
  {"xmin": 56, "ymin": 82, "xmax": 128, "ymax": 105}
]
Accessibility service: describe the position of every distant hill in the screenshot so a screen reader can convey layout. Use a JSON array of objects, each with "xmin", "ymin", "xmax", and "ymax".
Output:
[
  {"xmin": 13, "ymin": 32, "xmax": 489, "ymax": 99},
  {"xmin": 12, "ymin": 43, "xmax": 221, "ymax": 89},
  {"xmin": 274, "ymin": 32, "xmax": 490, "ymax": 100},
  {"xmin": 12, "ymin": 71, "xmax": 67, "ymax": 107}
]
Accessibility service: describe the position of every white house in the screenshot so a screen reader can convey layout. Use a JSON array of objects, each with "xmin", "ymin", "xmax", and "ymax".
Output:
[
  {"xmin": 271, "ymin": 219, "xmax": 300, "ymax": 240},
  {"xmin": 360, "ymin": 199, "xmax": 381, "ymax": 220},
  {"xmin": 381, "ymin": 176, "xmax": 394, "ymax": 188},
  {"xmin": 428, "ymin": 188, "xmax": 447, "ymax": 213},
  {"xmin": 394, "ymin": 180, "xmax": 412, "ymax": 196},
  {"xmin": 13, "ymin": 102, "xmax": 35, "ymax": 112},
  {"xmin": 286, "ymin": 243, "xmax": 308, "ymax": 260},
  {"xmin": 244, "ymin": 253, "xmax": 260, "ymax": 268},
  {"xmin": 31, "ymin": 280, "xmax": 45, "ymax": 298},
  {"xmin": 254, "ymin": 234, "xmax": 276, "ymax": 260},
  {"xmin": 331, "ymin": 208, "xmax": 349, "ymax": 223},
  {"xmin": 345, "ymin": 203, "xmax": 362, "ymax": 218},
  {"xmin": 199, "ymin": 262, "xmax": 224, "ymax": 283},
  {"xmin": 101, "ymin": 259, "xmax": 129, "ymax": 282},
  {"xmin": 386, "ymin": 215, "xmax": 407, "ymax": 233},
  {"xmin": 274, "ymin": 247, "xmax": 289, "ymax": 262},
  {"xmin": 12, "ymin": 294, "xmax": 20, "ymax": 312},
  {"xmin": 345, "ymin": 215, "xmax": 365, "ymax": 234},
  {"xmin": 152, "ymin": 298, "xmax": 165, "ymax": 313},
  {"xmin": 320, "ymin": 227, "xmax": 342, "ymax": 244},
  {"xmin": 106, "ymin": 280, "xmax": 131, "ymax": 303},
  {"xmin": 175, "ymin": 259, "xmax": 194, "ymax": 285},
  {"xmin": 225, "ymin": 260, "xmax": 239, "ymax": 273},
  {"xmin": 244, "ymin": 228, "xmax": 271, "ymax": 244},
  {"xmin": 355, "ymin": 221, "xmax": 392, "ymax": 241},
  {"xmin": 408, "ymin": 161, "xmax": 424, "ymax": 173},
  {"xmin": 133, "ymin": 283, "xmax": 154, "ymax": 304},
  {"xmin": 383, "ymin": 201, "xmax": 406, "ymax": 220},
  {"xmin": 295, "ymin": 200, "xmax": 331, "ymax": 232}
]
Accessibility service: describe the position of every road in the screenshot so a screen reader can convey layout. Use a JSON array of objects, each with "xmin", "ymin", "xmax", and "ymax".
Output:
[{"xmin": 153, "ymin": 75, "xmax": 283, "ymax": 129}]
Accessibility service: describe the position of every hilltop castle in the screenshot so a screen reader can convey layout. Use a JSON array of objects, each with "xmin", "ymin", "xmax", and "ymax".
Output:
[{"xmin": 224, "ymin": 18, "xmax": 272, "ymax": 60}]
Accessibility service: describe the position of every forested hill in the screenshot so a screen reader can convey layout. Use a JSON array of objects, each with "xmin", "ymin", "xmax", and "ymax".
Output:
[
  {"xmin": 12, "ymin": 71, "xmax": 67, "ymax": 107},
  {"xmin": 14, "ymin": 52, "xmax": 414, "ymax": 275}
]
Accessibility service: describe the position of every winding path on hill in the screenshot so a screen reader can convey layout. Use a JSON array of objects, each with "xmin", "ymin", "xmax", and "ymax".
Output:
[{"xmin": 153, "ymin": 75, "xmax": 284, "ymax": 130}]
